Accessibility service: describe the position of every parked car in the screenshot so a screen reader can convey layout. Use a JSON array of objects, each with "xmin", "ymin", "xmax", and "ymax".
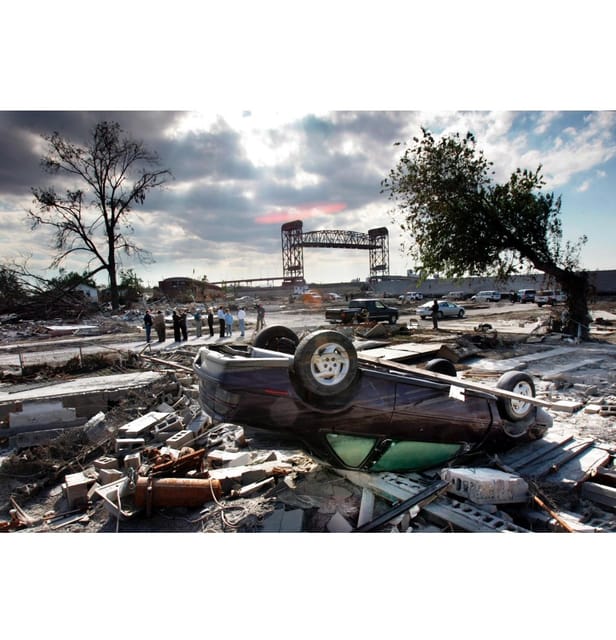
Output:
[
  {"xmin": 325, "ymin": 292, "xmax": 343, "ymax": 302},
  {"xmin": 417, "ymin": 300, "xmax": 465, "ymax": 319},
  {"xmin": 325, "ymin": 298, "xmax": 399, "ymax": 324},
  {"xmin": 472, "ymin": 290, "xmax": 502, "ymax": 302},
  {"xmin": 517, "ymin": 289, "xmax": 536, "ymax": 303},
  {"xmin": 398, "ymin": 292, "xmax": 424, "ymax": 303},
  {"xmin": 234, "ymin": 296, "xmax": 259, "ymax": 308},
  {"xmin": 192, "ymin": 327, "xmax": 552, "ymax": 473},
  {"xmin": 535, "ymin": 290, "xmax": 567, "ymax": 307},
  {"xmin": 445, "ymin": 291, "xmax": 466, "ymax": 301}
]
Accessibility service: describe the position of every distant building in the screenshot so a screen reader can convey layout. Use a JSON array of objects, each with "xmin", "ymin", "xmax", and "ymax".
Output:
[
  {"xmin": 157, "ymin": 277, "xmax": 223, "ymax": 303},
  {"xmin": 75, "ymin": 284, "xmax": 99, "ymax": 303}
]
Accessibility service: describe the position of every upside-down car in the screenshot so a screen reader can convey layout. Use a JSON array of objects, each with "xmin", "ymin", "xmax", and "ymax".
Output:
[{"xmin": 193, "ymin": 326, "xmax": 552, "ymax": 473}]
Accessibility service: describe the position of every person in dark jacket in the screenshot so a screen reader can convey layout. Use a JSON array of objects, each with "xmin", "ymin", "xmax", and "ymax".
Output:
[
  {"xmin": 143, "ymin": 309, "xmax": 153, "ymax": 343},
  {"xmin": 153, "ymin": 310, "xmax": 166, "ymax": 342},
  {"xmin": 179, "ymin": 309, "xmax": 188, "ymax": 341},
  {"xmin": 172, "ymin": 309, "xmax": 181, "ymax": 342},
  {"xmin": 207, "ymin": 307, "xmax": 215, "ymax": 337},
  {"xmin": 431, "ymin": 299, "xmax": 440, "ymax": 330}
]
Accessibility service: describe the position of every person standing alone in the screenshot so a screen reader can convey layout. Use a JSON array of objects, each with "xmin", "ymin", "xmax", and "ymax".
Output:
[
  {"xmin": 256, "ymin": 303, "xmax": 265, "ymax": 332},
  {"xmin": 431, "ymin": 299, "xmax": 440, "ymax": 330}
]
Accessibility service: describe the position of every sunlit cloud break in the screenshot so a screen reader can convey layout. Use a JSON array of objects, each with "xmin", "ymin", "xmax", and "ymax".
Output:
[{"xmin": 255, "ymin": 202, "xmax": 347, "ymax": 224}]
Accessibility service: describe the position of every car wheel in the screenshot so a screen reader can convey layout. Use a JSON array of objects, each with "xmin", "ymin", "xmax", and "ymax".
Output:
[
  {"xmin": 496, "ymin": 371, "xmax": 535, "ymax": 422},
  {"xmin": 291, "ymin": 330, "xmax": 358, "ymax": 397},
  {"xmin": 425, "ymin": 358, "xmax": 457, "ymax": 377},
  {"xmin": 437, "ymin": 311, "xmax": 444, "ymax": 320},
  {"xmin": 253, "ymin": 325, "xmax": 299, "ymax": 354},
  {"xmin": 457, "ymin": 310, "xmax": 465, "ymax": 318},
  {"xmin": 388, "ymin": 315, "xmax": 398, "ymax": 325}
]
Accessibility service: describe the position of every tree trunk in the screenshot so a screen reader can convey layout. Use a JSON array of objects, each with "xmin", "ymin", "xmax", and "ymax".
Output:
[
  {"xmin": 108, "ymin": 250, "xmax": 119, "ymax": 310},
  {"xmin": 559, "ymin": 270, "xmax": 591, "ymax": 340}
]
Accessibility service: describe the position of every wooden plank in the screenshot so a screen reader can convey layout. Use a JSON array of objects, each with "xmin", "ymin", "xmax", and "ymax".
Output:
[
  {"xmin": 546, "ymin": 446, "xmax": 611, "ymax": 486},
  {"xmin": 580, "ymin": 481, "xmax": 616, "ymax": 509}
]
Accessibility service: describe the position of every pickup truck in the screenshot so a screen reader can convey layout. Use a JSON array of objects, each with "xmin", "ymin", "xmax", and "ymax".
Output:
[
  {"xmin": 535, "ymin": 290, "xmax": 567, "ymax": 307},
  {"xmin": 325, "ymin": 298, "xmax": 399, "ymax": 324}
]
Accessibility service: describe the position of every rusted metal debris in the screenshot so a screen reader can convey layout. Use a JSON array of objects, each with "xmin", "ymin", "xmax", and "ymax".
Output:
[{"xmin": 134, "ymin": 476, "xmax": 222, "ymax": 516}]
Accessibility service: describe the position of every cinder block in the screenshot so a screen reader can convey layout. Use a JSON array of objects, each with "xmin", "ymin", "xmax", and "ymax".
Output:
[
  {"xmin": 123, "ymin": 451, "xmax": 141, "ymax": 470},
  {"xmin": 94, "ymin": 456, "xmax": 119, "ymax": 471},
  {"xmin": 440, "ymin": 467, "xmax": 529, "ymax": 504},
  {"xmin": 63, "ymin": 471, "xmax": 90, "ymax": 508},
  {"xmin": 115, "ymin": 438, "xmax": 145, "ymax": 453},
  {"xmin": 118, "ymin": 411, "xmax": 169, "ymax": 437},
  {"xmin": 165, "ymin": 430, "xmax": 194, "ymax": 450},
  {"xmin": 98, "ymin": 467, "xmax": 124, "ymax": 484},
  {"xmin": 207, "ymin": 449, "xmax": 251, "ymax": 467}
]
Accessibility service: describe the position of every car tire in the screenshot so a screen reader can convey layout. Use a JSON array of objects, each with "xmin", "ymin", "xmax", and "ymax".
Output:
[
  {"xmin": 437, "ymin": 311, "xmax": 444, "ymax": 320},
  {"xmin": 389, "ymin": 315, "xmax": 398, "ymax": 325},
  {"xmin": 291, "ymin": 330, "xmax": 358, "ymax": 398},
  {"xmin": 253, "ymin": 325, "xmax": 300, "ymax": 354},
  {"xmin": 496, "ymin": 371, "xmax": 535, "ymax": 422},
  {"xmin": 457, "ymin": 310, "xmax": 465, "ymax": 318},
  {"xmin": 425, "ymin": 358, "xmax": 457, "ymax": 377}
]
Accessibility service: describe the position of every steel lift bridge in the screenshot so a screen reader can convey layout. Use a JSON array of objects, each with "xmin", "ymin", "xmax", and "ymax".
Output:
[{"xmin": 281, "ymin": 219, "xmax": 389, "ymax": 285}]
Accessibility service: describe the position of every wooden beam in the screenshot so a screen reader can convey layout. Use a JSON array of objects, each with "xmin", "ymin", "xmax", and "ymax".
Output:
[{"xmin": 357, "ymin": 351, "xmax": 555, "ymax": 408}]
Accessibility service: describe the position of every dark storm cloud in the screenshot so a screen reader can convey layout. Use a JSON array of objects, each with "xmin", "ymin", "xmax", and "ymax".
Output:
[
  {"xmin": 157, "ymin": 121, "xmax": 258, "ymax": 183},
  {"xmin": 0, "ymin": 111, "xmax": 183, "ymax": 194}
]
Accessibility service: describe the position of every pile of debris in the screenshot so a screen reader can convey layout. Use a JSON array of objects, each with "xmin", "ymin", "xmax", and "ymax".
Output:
[{"xmin": 2, "ymin": 325, "xmax": 616, "ymax": 533}]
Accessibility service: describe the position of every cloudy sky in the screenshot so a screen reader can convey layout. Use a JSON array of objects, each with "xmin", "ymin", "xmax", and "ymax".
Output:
[
  {"xmin": 2, "ymin": 3, "xmax": 613, "ymax": 293},
  {"xmin": 1, "ymin": 109, "xmax": 614, "ymax": 289}
]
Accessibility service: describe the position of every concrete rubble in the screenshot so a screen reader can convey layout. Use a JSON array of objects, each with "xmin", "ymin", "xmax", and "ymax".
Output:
[{"xmin": 2, "ymin": 305, "xmax": 616, "ymax": 533}]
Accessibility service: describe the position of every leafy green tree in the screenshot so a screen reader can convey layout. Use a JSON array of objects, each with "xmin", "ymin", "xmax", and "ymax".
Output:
[
  {"xmin": 28, "ymin": 121, "xmax": 171, "ymax": 311},
  {"xmin": 119, "ymin": 268, "xmax": 143, "ymax": 303},
  {"xmin": 47, "ymin": 269, "xmax": 97, "ymax": 291},
  {"xmin": 381, "ymin": 129, "xmax": 591, "ymax": 338}
]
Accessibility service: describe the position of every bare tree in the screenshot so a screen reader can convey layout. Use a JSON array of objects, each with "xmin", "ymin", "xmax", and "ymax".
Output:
[{"xmin": 28, "ymin": 121, "xmax": 172, "ymax": 310}]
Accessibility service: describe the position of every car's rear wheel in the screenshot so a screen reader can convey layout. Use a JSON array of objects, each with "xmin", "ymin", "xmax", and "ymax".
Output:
[
  {"xmin": 496, "ymin": 371, "xmax": 535, "ymax": 421},
  {"xmin": 389, "ymin": 315, "xmax": 398, "ymax": 325},
  {"xmin": 253, "ymin": 325, "xmax": 299, "ymax": 354},
  {"xmin": 292, "ymin": 330, "xmax": 358, "ymax": 398},
  {"xmin": 425, "ymin": 358, "xmax": 457, "ymax": 377},
  {"xmin": 458, "ymin": 309, "xmax": 465, "ymax": 318}
]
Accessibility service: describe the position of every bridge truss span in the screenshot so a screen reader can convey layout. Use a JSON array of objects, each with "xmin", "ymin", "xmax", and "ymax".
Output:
[{"xmin": 281, "ymin": 219, "xmax": 389, "ymax": 285}]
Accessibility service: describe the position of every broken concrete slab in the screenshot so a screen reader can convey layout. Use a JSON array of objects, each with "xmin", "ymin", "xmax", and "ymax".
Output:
[
  {"xmin": 261, "ymin": 507, "xmax": 304, "ymax": 532},
  {"xmin": 337, "ymin": 469, "xmax": 530, "ymax": 532},
  {"xmin": 439, "ymin": 467, "xmax": 529, "ymax": 504},
  {"xmin": 0, "ymin": 371, "xmax": 166, "ymax": 423}
]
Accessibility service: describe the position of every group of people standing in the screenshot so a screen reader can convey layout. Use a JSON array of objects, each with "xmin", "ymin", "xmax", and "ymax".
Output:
[{"xmin": 144, "ymin": 304, "xmax": 264, "ymax": 343}]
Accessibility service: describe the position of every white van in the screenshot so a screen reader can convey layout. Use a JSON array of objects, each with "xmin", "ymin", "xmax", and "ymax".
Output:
[{"xmin": 473, "ymin": 290, "xmax": 501, "ymax": 302}]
